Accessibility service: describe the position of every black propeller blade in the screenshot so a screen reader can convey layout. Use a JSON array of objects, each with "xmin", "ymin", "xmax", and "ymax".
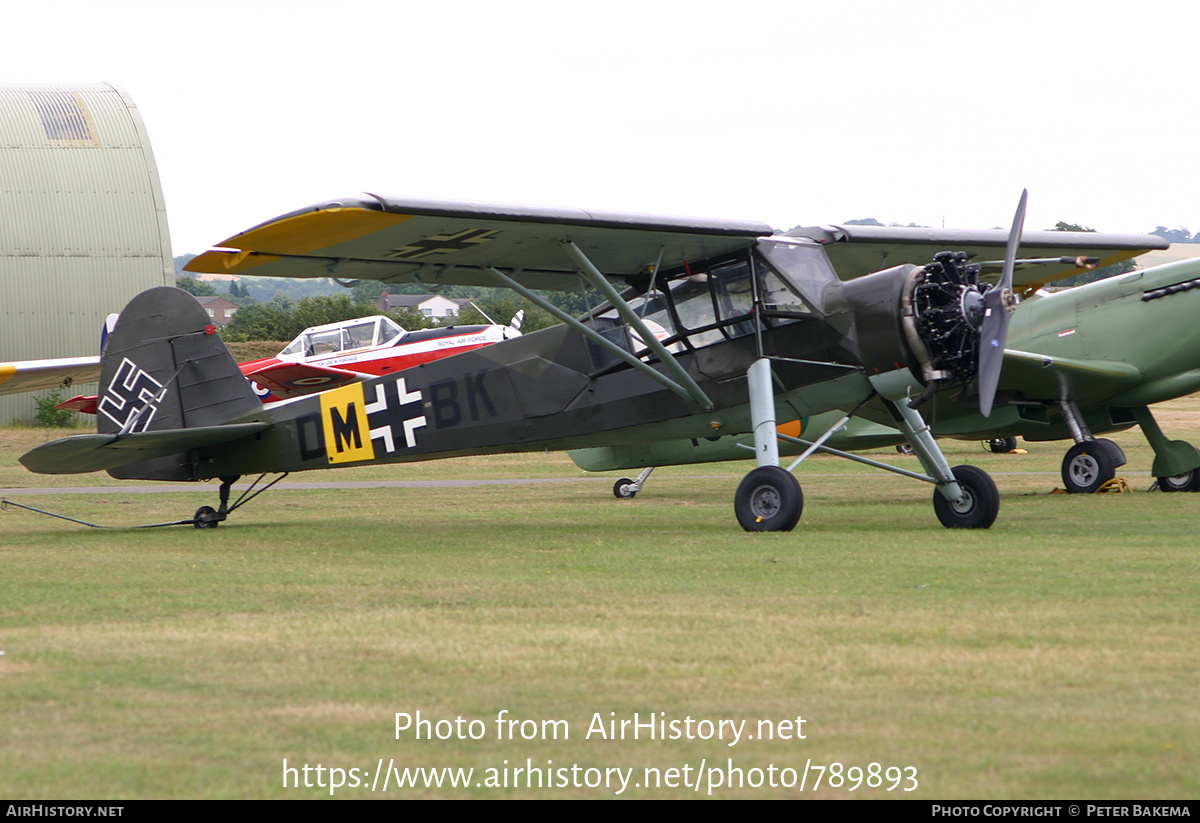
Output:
[{"xmin": 976, "ymin": 189, "xmax": 1027, "ymax": 418}]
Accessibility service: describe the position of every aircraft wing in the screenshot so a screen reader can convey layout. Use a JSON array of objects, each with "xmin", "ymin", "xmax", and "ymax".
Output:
[
  {"xmin": 998, "ymin": 349, "xmax": 1143, "ymax": 405},
  {"xmin": 185, "ymin": 194, "xmax": 775, "ymax": 290},
  {"xmin": 244, "ymin": 361, "xmax": 362, "ymax": 397},
  {"xmin": 0, "ymin": 356, "xmax": 101, "ymax": 397},
  {"xmin": 789, "ymin": 224, "xmax": 1169, "ymax": 289}
]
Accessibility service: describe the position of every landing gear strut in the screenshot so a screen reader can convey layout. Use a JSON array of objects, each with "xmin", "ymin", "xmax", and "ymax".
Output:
[
  {"xmin": 193, "ymin": 476, "xmax": 239, "ymax": 528},
  {"xmin": 191, "ymin": 473, "xmax": 289, "ymax": 528},
  {"xmin": 932, "ymin": 465, "xmax": 1000, "ymax": 529},
  {"xmin": 1061, "ymin": 439, "xmax": 1123, "ymax": 494}
]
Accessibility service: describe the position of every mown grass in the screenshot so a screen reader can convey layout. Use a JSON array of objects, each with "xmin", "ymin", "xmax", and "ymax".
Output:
[{"xmin": 1, "ymin": 402, "xmax": 1198, "ymax": 798}]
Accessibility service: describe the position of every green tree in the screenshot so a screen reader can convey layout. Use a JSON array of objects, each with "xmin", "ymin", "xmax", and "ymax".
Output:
[
  {"xmin": 1151, "ymin": 226, "xmax": 1194, "ymax": 244},
  {"xmin": 176, "ymin": 276, "xmax": 218, "ymax": 296},
  {"xmin": 385, "ymin": 307, "xmax": 435, "ymax": 330},
  {"xmin": 453, "ymin": 295, "xmax": 557, "ymax": 332},
  {"xmin": 291, "ymin": 295, "xmax": 376, "ymax": 331},
  {"xmin": 222, "ymin": 302, "xmax": 299, "ymax": 342}
]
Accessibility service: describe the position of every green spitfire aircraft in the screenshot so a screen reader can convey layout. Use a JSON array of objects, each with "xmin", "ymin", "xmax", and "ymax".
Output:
[
  {"xmin": 16, "ymin": 193, "xmax": 1168, "ymax": 531},
  {"xmin": 571, "ymin": 255, "xmax": 1200, "ymax": 498}
]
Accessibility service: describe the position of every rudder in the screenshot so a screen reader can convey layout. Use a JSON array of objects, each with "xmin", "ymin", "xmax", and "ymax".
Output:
[{"xmin": 96, "ymin": 287, "xmax": 260, "ymax": 479}]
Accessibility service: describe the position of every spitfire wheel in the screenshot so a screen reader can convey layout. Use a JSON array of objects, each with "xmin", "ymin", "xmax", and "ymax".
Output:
[
  {"xmin": 933, "ymin": 465, "xmax": 999, "ymax": 529},
  {"xmin": 1155, "ymin": 469, "xmax": 1200, "ymax": 492},
  {"xmin": 987, "ymin": 437, "xmax": 1017, "ymax": 453},
  {"xmin": 194, "ymin": 505, "xmax": 220, "ymax": 529},
  {"xmin": 735, "ymin": 466, "xmax": 803, "ymax": 532},
  {"xmin": 1061, "ymin": 442, "xmax": 1118, "ymax": 494},
  {"xmin": 613, "ymin": 478, "xmax": 637, "ymax": 499}
]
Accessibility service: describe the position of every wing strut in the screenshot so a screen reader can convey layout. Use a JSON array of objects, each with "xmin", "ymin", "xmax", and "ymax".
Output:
[
  {"xmin": 560, "ymin": 240, "xmax": 714, "ymax": 411},
  {"xmin": 483, "ymin": 266, "xmax": 713, "ymax": 410}
]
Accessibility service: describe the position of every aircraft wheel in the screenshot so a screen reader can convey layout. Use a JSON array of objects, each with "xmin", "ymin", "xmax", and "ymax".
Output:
[
  {"xmin": 896, "ymin": 443, "xmax": 915, "ymax": 455},
  {"xmin": 613, "ymin": 478, "xmax": 637, "ymax": 499},
  {"xmin": 1155, "ymin": 469, "xmax": 1200, "ymax": 492},
  {"xmin": 933, "ymin": 465, "xmax": 999, "ymax": 529},
  {"xmin": 1061, "ymin": 442, "xmax": 1117, "ymax": 494},
  {"xmin": 987, "ymin": 437, "xmax": 1017, "ymax": 453},
  {"xmin": 735, "ymin": 466, "xmax": 803, "ymax": 532},
  {"xmin": 194, "ymin": 505, "xmax": 220, "ymax": 529}
]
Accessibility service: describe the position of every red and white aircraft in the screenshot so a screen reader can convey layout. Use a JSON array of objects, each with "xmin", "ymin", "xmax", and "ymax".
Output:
[
  {"xmin": 15, "ymin": 311, "xmax": 523, "ymax": 412},
  {"xmin": 239, "ymin": 313, "xmax": 522, "ymax": 402}
]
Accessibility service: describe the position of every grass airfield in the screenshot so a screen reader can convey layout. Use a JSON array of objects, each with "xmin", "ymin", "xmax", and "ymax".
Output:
[{"xmin": 1, "ymin": 398, "xmax": 1198, "ymax": 799}]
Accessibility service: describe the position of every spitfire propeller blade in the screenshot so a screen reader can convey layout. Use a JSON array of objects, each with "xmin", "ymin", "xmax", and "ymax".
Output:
[{"xmin": 977, "ymin": 189, "xmax": 1027, "ymax": 418}]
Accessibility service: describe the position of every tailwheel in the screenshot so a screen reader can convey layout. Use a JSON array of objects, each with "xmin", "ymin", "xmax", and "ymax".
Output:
[
  {"xmin": 1062, "ymin": 441, "xmax": 1119, "ymax": 494},
  {"xmin": 933, "ymin": 465, "xmax": 999, "ymax": 529},
  {"xmin": 1155, "ymin": 469, "xmax": 1200, "ymax": 492},
  {"xmin": 735, "ymin": 466, "xmax": 803, "ymax": 532},
  {"xmin": 613, "ymin": 478, "xmax": 637, "ymax": 499},
  {"xmin": 193, "ymin": 505, "xmax": 222, "ymax": 529}
]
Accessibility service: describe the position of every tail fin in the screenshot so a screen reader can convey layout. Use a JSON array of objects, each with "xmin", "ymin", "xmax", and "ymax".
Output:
[
  {"xmin": 21, "ymin": 288, "xmax": 266, "ymax": 479},
  {"xmin": 95, "ymin": 287, "xmax": 260, "ymax": 479}
]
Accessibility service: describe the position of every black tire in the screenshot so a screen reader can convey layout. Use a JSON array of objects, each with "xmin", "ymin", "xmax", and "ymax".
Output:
[
  {"xmin": 735, "ymin": 466, "xmax": 803, "ymax": 532},
  {"xmin": 613, "ymin": 478, "xmax": 637, "ymax": 499},
  {"xmin": 1155, "ymin": 469, "xmax": 1200, "ymax": 492},
  {"xmin": 987, "ymin": 437, "xmax": 1017, "ymax": 453},
  {"xmin": 933, "ymin": 465, "xmax": 999, "ymax": 529},
  {"xmin": 896, "ymin": 443, "xmax": 915, "ymax": 455},
  {"xmin": 1061, "ymin": 442, "xmax": 1118, "ymax": 494},
  {"xmin": 194, "ymin": 505, "xmax": 220, "ymax": 529}
]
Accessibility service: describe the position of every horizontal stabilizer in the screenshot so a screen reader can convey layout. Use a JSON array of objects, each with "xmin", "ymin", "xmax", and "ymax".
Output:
[{"xmin": 20, "ymin": 423, "xmax": 270, "ymax": 475}]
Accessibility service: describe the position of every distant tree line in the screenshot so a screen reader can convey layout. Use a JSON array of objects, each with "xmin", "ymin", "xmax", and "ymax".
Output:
[{"xmin": 174, "ymin": 259, "xmax": 603, "ymax": 343}]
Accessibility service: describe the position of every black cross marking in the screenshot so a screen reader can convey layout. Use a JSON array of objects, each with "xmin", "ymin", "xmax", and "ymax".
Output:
[{"xmin": 384, "ymin": 228, "xmax": 500, "ymax": 260}]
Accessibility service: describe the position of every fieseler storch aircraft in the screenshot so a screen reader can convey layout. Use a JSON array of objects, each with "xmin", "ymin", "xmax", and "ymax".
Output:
[
  {"xmin": 15, "ymin": 192, "xmax": 1167, "ymax": 530},
  {"xmin": 570, "ymin": 254, "xmax": 1200, "ymax": 497}
]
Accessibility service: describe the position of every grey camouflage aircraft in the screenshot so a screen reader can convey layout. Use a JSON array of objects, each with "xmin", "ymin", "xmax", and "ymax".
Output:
[{"xmin": 18, "ymin": 193, "xmax": 1167, "ymax": 530}]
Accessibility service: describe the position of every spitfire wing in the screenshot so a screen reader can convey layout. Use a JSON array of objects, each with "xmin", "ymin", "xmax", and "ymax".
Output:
[
  {"xmin": 998, "ymin": 349, "xmax": 1142, "ymax": 405},
  {"xmin": 185, "ymin": 194, "xmax": 774, "ymax": 290},
  {"xmin": 0, "ymin": 356, "xmax": 101, "ymax": 397},
  {"xmin": 789, "ymin": 224, "xmax": 1168, "ymax": 289}
]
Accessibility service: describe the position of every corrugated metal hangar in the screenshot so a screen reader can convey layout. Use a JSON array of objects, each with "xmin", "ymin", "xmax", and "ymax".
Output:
[{"xmin": 0, "ymin": 82, "xmax": 173, "ymax": 424}]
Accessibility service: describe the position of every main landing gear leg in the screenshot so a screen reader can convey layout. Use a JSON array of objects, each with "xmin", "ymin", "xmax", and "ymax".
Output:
[
  {"xmin": 885, "ymin": 399, "xmax": 999, "ymax": 529},
  {"xmin": 734, "ymin": 358, "xmax": 802, "ymax": 531},
  {"xmin": 1058, "ymin": 401, "xmax": 1126, "ymax": 493}
]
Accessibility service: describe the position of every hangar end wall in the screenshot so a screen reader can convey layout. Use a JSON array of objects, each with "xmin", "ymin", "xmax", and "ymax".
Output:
[{"xmin": 0, "ymin": 82, "xmax": 173, "ymax": 424}]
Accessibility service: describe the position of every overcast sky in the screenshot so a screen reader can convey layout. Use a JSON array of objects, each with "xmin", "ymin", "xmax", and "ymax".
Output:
[{"xmin": 6, "ymin": 1, "xmax": 1197, "ymax": 255}]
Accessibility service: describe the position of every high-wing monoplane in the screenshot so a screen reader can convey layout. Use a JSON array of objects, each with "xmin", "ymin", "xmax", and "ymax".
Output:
[
  {"xmin": 17, "ymin": 194, "xmax": 1167, "ymax": 530},
  {"xmin": 571, "ymin": 256, "xmax": 1200, "ymax": 497}
]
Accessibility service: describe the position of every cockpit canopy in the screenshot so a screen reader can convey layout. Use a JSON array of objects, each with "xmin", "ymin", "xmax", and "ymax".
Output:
[
  {"xmin": 588, "ymin": 237, "xmax": 841, "ymax": 360},
  {"xmin": 279, "ymin": 316, "xmax": 406, "ymax": 360}
]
